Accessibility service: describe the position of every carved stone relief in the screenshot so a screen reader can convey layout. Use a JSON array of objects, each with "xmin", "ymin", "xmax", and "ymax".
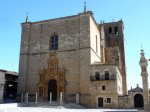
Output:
[{"xmin": 37, "ymin": 51, "xmax": 65, "ymax": 101}]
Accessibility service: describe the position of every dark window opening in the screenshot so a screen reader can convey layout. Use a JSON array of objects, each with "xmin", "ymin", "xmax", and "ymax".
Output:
[
  {"xmin": 95, "ymin": 72, "xmax": 100, "ymax": 80},
  {"xmin": 105, "ymin": 71, "xmax": 109, "ymax": 80},
  {"xmin": 107, "ymin": 98, "xmax": 111, "ymax": 103},
  {"xmin": 109, "ymin": 27, "xmax": 112, "ymax": 33},
  {"xmin": 50, "ymin": 34, "xmax": 58, "ymax": 50},
  {"xmin": 114, "ymin": 26, "xmax": 118, "ymax": 35},
  {"xmin": 102, "ymin": 86, "xmax": 106, "ymax": 90}
]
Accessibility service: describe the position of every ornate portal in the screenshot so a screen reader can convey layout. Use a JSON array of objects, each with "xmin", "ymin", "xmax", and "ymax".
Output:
[{"xmin": 38, "ymin": 51, "xmax": 65, "ymax": 101}]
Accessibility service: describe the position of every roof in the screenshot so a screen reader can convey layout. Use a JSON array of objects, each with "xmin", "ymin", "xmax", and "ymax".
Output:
[
  {"xmin": 5, "ymin": 71, "xmax": 18, "ymax": 76},
  {"xmin": 0, "ymin": 69, "xmax": 18, "ymax": 76},
  {"xmin": 129, "ymin": 84, "xmax": 143, "ymax": 92},
  {"xmin": 22, "ymin": 11, "xmax": 93, "ymax": 25},
  {"xmin": 0, "ymin": 69, "xmax": 7, "ymax": 72}
]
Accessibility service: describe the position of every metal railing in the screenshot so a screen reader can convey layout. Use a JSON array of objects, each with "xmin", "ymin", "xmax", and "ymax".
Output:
[{"xmin": 90, "ymin": 75, "xmax": 116, "ymax": 81}]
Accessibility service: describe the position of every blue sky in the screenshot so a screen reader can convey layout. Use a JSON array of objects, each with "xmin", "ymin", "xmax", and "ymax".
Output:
[{"xmin": 0, "ymin": 0, "xmax": 150, "ymax": 90}]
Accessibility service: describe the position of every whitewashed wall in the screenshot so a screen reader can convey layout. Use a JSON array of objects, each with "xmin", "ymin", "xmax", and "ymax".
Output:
[{"xmin": 0, "ymin": 71, "xmax": 5, "ymax": 102}]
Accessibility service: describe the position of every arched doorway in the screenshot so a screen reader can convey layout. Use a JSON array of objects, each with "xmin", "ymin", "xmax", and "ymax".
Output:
[
  {"xmin": 134, "ymin": 94, "xmax": 143, "ymax": 108},
  {"xmin": 48, "ymin": 79, "xmax": 57, "ymax": 101}
]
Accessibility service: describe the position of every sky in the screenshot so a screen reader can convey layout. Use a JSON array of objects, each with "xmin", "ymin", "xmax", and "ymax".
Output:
[{"xmin": 0, "ymin": 0, "xmax": 150, "ymax": 91}]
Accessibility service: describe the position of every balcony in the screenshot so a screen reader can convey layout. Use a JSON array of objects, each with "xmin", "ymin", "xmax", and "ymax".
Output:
[{"xmin": 90, "ymin": 75, "xmax": 116, "ymax": 81}]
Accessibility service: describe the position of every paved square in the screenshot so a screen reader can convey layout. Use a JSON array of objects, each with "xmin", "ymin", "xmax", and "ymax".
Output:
[{"xmin": 0, "ymin": 103, "xmax": 144, "ymax": 112}]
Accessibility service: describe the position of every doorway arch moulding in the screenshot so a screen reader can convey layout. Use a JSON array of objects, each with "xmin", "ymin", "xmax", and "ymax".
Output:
[{"xmin": 37, "ymin": 51, "xmax": 66, "ymax": 101}]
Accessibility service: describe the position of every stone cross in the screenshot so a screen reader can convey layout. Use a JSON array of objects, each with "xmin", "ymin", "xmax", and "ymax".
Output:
[{"xmin": 139, "ymin": 49, "xmax": 149, "ymax": 111}]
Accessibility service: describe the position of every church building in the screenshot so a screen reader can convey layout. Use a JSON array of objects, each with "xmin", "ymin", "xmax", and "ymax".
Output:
[{"xmin": 17, "ymin": 10, "xmax": 127, "ymax": 108}]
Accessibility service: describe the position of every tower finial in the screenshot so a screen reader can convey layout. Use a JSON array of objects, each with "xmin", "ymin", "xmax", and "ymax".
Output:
[
  {"xmin": 26, "ymin": 12, "xmax": 28, "ymax": 23},
  {"xmin": 140, "ymin": 44, "xmax": 144, "ymax": 55},
  {"xmin": 84, "ymin": 1, "xmax": 86, "ymax": 13}
]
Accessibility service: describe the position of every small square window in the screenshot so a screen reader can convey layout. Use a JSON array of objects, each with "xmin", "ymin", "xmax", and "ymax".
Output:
[
  {"xmin": 102, "ymin": 86, "xmax": 106, "ymax": 90},
  {"xmin": 107, "ymin": 98, "xmax": 111, "ymax": 103}
]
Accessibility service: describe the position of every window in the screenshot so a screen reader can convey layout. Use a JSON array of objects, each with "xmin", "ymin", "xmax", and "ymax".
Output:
[
  {"xmin": 102, "ymin": 86, "xmax": 106, "ymax": 90},
  {"xmin": 114, "ymin": 26, "xmax": 118, "ymax": 35},
  {"xmin": 96, "ymin": 35, "xmax": 98, "ymax": 52},
  {"xmin": 105, "ymin": 71, "xmax": 109, "ymax": 80},
  {"xmin": 95, "ymin": 72, "xmax": 100, "ymax": 80},
  {"xmin": 109, "ymin": 27, "xmax": 112, "ymax": 33},
  {"xmin": 107, "ymin": 98, "xmax": 111, "ymax": 103},
  {"xmin": 50, "ymin": 33, "xmax": 58, "ymax": 50}
]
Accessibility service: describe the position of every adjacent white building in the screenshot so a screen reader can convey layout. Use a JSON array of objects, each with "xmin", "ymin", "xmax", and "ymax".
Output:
[
  {"xmin": 0, "ymin": 69, "xmax": 18, "ymax": 103},
  {"xmin": 0, "ymin": 70, "xmax": 6, "ymax": 102}
]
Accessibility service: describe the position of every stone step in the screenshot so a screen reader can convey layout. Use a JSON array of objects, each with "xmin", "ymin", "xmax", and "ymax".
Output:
[{"xmin": 17, "ymin": 102, "xmax": 86, "ymax": 109}]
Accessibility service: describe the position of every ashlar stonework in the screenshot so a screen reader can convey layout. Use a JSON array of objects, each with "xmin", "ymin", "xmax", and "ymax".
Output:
[{"xmin": 17, "ymin": 11, "xmax": 148, "ymax": 108}]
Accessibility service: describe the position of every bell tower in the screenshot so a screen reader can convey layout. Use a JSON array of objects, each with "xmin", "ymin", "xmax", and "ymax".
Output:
[
  {"xmin": 100, "ymin": 20, "xmax": 127, "ymax": 95},
  {"xmin": 139, "ymin": 49, "xmax": 149, "ymax": 110}
]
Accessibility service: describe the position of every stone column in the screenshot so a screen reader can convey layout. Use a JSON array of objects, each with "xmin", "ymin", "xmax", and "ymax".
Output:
[
  {"xmin": 139, "ymin": 49, "xmax": 149, "ymax": 111},
  {"xmin": 76, "ymin": 93, "xmax": 79, "ymax": 104},
  {"xmin": 60, "ymin": 92, "xmax": 63, "ymax": 106},
  {"xmin": 26, "ymin": 92, "xmax": 28, "ymax": 103},
  {"xmin": 49, "ymin": 92, "xmax": 52, "ymax": 104},
  {"xmin": 21, "ymin": 93, "xmax": 24, "ymax": 102},
  {"xmin": 35, "ymin": 92, "xmax": 38, "ymax": 103},
  {"xmin": 142, "ymin": 76, "xmax": 149, "ymax": 110}
]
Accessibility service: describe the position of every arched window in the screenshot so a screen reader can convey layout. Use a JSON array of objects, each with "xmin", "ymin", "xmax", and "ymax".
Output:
[
  {"xmin": 109, "ymin": 27, "xmax": 112, "ymax": 33},
  {"xmin": 50, "ymin": 33, "xmax": 58, "ymax": 50}
]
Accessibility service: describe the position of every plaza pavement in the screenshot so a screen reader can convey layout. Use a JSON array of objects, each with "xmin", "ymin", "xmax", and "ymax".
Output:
[{"xmin": 0, "ymin": 103, "xmax": 146, "ymax": 112}]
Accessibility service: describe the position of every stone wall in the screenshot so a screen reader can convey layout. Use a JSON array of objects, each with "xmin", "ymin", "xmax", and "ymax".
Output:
[
  {"xmin": 18, "ymin": 12, "xmax": 93, "ymax": 103},
  {"xmin": 89, "ymin": 15, "xmax": 101, "ymax": 64},
  {"xmin": 18, "ymin": 11, "xmax": 126, "ymax": 108},
  {"xmin": 101, "ymin": 21, "xmax": 127, "ymax": 95},
  {"xmin": 89, "ymin": 64, "xmax": 121, "ymax": 108},
  {"xmin": 118, "ymin": 95, "xmax": 132, "ymax": 108}
]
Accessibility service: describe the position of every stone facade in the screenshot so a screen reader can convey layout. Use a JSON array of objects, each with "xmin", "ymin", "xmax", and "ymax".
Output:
[
  {"xmin": 18, "ymin": 11, "xmax": 127, "ymax": 108},
  {"xmin": 118, "ymin": 85, "xmax": 150, "ymax": 109},
  {"xmin": 90, "ymin": 64, "xmax": 122, "ymax": 108}
]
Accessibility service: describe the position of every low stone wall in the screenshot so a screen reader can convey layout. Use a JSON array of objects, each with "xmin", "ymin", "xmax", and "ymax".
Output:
[{"xmin": 118, "ymin": 96, "xmax": 133, "ymax": 109}]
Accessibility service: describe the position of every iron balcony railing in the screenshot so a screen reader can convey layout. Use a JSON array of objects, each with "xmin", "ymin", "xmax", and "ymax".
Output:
[{"xmin": 90, "ymin": 75, "xmax": 116, "ymax": 81}]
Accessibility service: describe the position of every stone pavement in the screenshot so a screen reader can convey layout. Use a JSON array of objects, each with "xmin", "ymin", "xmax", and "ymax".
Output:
[{"xmin": 0, "ymin": 103, "xmax": 145, "ymax": 112}]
